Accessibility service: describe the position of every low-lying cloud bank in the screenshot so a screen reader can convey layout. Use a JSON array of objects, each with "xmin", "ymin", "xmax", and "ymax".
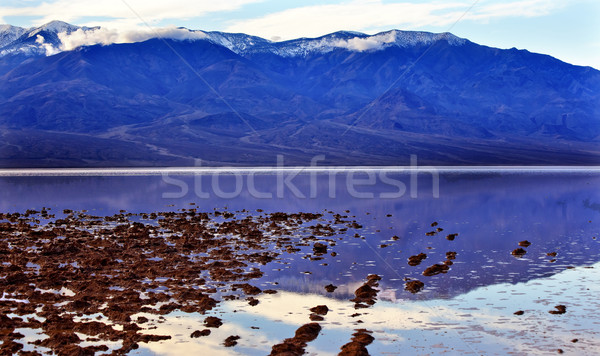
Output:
[
  {"xmin": 332, "ymin": 31, "xmax": 397, "ymax": 52},
  {"xmin": 58, "ymin": 27, "xmax": 207, "ymax": 51}
]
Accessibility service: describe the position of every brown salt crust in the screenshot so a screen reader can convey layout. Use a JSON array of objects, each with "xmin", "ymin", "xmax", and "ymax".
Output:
[
  {"xmin": 190, "ymin": 329, "xmax": 211, "ymax": 338},
  {"xmin": 269, "ymin": 323, "xmax": 322, "ymax": 355},
  {"xmin": 405, "ymin": 280, "xmax": 425, "ymax": 294},
  {"xmin": 512, "ymin": 248, "xmax": 527, "ymax": 257},
  {"xmin": 351, "ymin": 275, "xmax": 380, "ymax": 308},
  {"xmin": 339, "ymin": 329, "xmax": 374, "ymax": 356},
  {"xmin": 518, "ymin": 240, "xmax": 532, "ymax": 247},
  {"xmin": 446, "ymin": 251, "xmax": 457, "ymax": 260},
  {"xmin": 422, "ymin": 264, "xmax": 450, "ymax": 277},
  {"xmin": 549, "ymin": 305, "xmax": 567, "ymax": 315},
  {"xmin": 446, "ymin": 233, "xmax": 458, "ymax": 241},
  {"xmin": 224, "ymin": 335, "xmax": 241, "ymax": 347},
  {"xmin": 313, "ymin": 242, "xmax": 328, "ymax": 254},
  {"xmin": 309, "ymin": 314, "xmax": 324, "ymax": 321},
  {"xmin": 325, "ymin": 284, "xmax": 338, "ymax": 293},
  {"xmin": 309, "ymin": 305, "xmax": 329, "ymax": 315},
  {"xmin": 408, "ymin": 253, "xmax": 427, "ymax": 266},
  {"xmin": 204, "ymin": 316, "xmax": 224, "ymax": 329}
]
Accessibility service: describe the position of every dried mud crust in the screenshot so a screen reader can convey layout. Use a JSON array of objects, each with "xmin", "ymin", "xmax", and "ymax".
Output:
[{"xmin": 0, "ymin": 209, "xmax": 357, "ymax": 355}]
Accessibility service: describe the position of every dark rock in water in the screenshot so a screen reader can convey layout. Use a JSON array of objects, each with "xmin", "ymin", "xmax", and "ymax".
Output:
[
  {"xmin": 309, "ymin": 314, "xmax": 324, "ymax": 321},
  {"xmin": 549, "ymin": 305, "xmax": 567, "ymax": 315},
  {"xmin": 426, "ymin": 231, "xmax": 437, "ymax": 236},
  {"xmin": 514, "ymin": 310, "xmax": 524, "ymax": 315},
  {"xmin": 339, "ymin": 329, "xmax": 374, "ymax": 356},
  {"xmin": 313, "ymin": 242, "xmax": 327, "ymax": 254},
  {"xmin": 351, "ymin": 275, "xmax": 380, "ymax": 308},
  {"xmin": 223, "ymin": 335, "xmax": 240, "ymax": 347},
  {"xmin": 190, "ymin": 329, "xmax": 211, "ymax": 338},
  {"xmin": 269, "ymin": 323, "xmax": 321, "ymax": 355},
  {"xmin": 423, "ymin": 264, "xmax": 450, "ymax": 276},
  {"xmin": 518, "ymin": 240, "xmax": 531, "ymax": 247},
  {"xmin": 446, "ymin": 251, "xmax": 457, "ymax": 260},
  {"xmin": 446, "ymin": 233, "xmax": 458, "ymax": 241},
  {"xmin": 294, "ymin": 323, "xmax": 322, "ymax": 343},
  {"xmin": 247, "ymin": 297, "xmax": 259, "ymax": 306},
  {"xmin": 324, "ymin": 284, "xmax": 337, "ymax": 292},
  {"xmin": 431, "ymin": 222, "xmax": 438, "ymax": 227},
  {"xmin": 408, "ymin": 253, "xmax": 427, "ymax": 266},
  {"xmin": 309, "ymin": 305, "xmax": 329, "ymax": 315},
  {"xmin": 367, "ymin": 274, "xmax": 381, "ymax": 282},
  {"xmin": 354, "ymin": 285, "xmax": 378, "ymax": 300},
  {"xmin": 204, "ymin": 316, "xmax": 223, "ymax": 328},
  {"xmin": 547, "ymin": 252, "xmax": 557, "ymax": 257},
  {"xmin": 511, "ymin": 248, "xmax": 527, "ymax": 257},
  {"xmin": 405, "ymin": 280, "xmax": 425, "ymax": 294}
]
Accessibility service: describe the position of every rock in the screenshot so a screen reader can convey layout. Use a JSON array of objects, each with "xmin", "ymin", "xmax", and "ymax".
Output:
[
  {"xmin": 223, "ymin": 335, "xmax": 240, "ymax": 347},
  {"xmin": 405, "ymin": 280, "xmax": 424, "ymax": 294},
  {"xmin": 204, "ymin": 316, "xmax": 223, "ymax": 328},
  {"xmin": 190, "ymin": 329, "xmax": 210, "ymax": 338},
  {"xmin": 309, "ymin": 305, "xmax": 329, "ymax": 315},
  {"xmin": 408, "ymin": 253, "xmax": 427, "ymax": 266},
  {"xmin": 446, "ymin": 233, "xmax": 458, "ymax": 241},
  {"xmin": 511, "ymin": 248, "xmax": 527, "ymax": 257},
  {"xmin": 549, "ymin": 305, "xmax": 567, "ymax": 315},
  {"xmin": 422, "ymin": 264, "xmax": 450, "ymax": 276},
  {"xmin": 324, "ymin": 284, "xmax": 337, "ymax": 293}
]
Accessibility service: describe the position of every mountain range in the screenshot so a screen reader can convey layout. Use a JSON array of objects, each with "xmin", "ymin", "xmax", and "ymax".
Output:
[{"xmin": 1, "ymin": 21, "xmax": 599, "ymax": 167}]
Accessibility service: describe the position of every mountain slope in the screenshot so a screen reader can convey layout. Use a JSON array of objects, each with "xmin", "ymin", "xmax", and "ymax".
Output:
[{"xmin": 0, "ymin": 23, "xmax": 599, "ymax": 167}]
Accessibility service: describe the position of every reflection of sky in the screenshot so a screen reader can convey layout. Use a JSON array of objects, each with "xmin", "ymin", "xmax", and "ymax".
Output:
[
  {"xmin": 1, "ymin": 171, "xmax": 599, "ymax": 354},
  {"xmin": 133, "ymin": 261, "xmax": 600, "ymax": 355},
  {"xmin": 0, "ymin": 172, "xmax": 599, "ymax": 300}
]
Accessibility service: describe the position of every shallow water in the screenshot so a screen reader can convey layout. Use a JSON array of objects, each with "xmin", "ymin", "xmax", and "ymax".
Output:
[{"xmin": 1, "ymin": 170, "xmax": 599, "ymax": 355}]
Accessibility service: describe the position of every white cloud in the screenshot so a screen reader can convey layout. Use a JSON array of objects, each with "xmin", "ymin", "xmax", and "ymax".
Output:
[
  {"xmin": 35, "ymin": 34, "xmax": 60, "ymax": 55},
  {"xmin": 333, "ymin": 30, "xmax": 398, "ymax": 51},
  {"xmin": 224, "ymin": 0, "xmax": 569, "ymax": 41},
  {"xmin": 225, "ymin": 0, "xmax": 463, "ymax": 40},
  {"xmin": 58, "ymin": 27, "xmax": 207, "ymax": 51},
  {"xmin": 0, "ymin": 0, "xmax": 263, "ymax": 28}
]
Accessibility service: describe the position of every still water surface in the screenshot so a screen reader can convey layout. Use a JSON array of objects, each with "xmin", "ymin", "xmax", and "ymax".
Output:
[{"xmin": 1, "ymin": 170, "xmax": 599, "ymax": 355}]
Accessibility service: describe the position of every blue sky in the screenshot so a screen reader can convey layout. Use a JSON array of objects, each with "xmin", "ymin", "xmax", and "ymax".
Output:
[{"xmin": 1, "ymin": 0, "xmax": 599, "ymax": 69}]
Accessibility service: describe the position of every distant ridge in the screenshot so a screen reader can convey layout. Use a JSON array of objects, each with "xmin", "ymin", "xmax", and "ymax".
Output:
[{"xmin": 0, "ymin": 21, "xmax": 599, "ymax": 167}]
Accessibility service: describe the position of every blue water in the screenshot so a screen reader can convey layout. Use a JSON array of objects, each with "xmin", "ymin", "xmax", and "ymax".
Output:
[{"xmin": 1, "ymin": 170, "xmax": 599, "ymax": 355}]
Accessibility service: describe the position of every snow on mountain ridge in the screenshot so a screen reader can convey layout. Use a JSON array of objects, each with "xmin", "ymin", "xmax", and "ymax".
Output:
[
  {"xmin": 0, "ymin": 21, "xmax": 467, "ymax": 60},
  {"xmin": 0, "ymin": 24, "xmax": 27, "ymax": 48}
]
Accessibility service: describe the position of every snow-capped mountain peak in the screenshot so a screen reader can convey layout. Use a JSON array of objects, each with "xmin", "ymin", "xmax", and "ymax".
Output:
[
  {"xmin": 28, "ymin": 20, "xmax": 81, "ymax": 38},
  {"xmin": 0, "ymin": 24, "xmax": 27, "ymax": 48}
]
